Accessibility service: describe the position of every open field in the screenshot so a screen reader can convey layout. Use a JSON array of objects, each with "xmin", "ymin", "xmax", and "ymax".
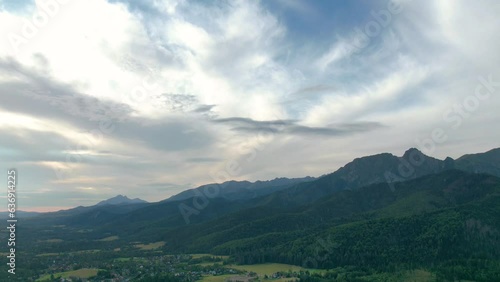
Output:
[
  {"xmin": 199, "ymin": 274, "xmax": 297, "ymax": 282},
  {"xmin": 134, "ymin": 241, "xmax": 165, "ymax": 250},
  {"xmin": 71, "ymin": 249, "xmax": 101, "ymax": 254},
  {"xmin": 37, "ymin": 268, "xmax": 99, "ymax": 281},
  {"xmin": 199, "ymin": 274, "xmax": 234, "ymax": 282},
  {"xmin": 97, "ymin": 235, "xmax": 119, "ymax": 241},
  {"xmin": 228, "ymin": 263, "xmax": 304, "ymax": 276},
  {"xmin": 198, "ymin": 262, "xmax": 220, "ymax": 267},
  {"xmin": 191, "ymin": 253, "xmax": 230, "ymax": 259},
  {"xmin": 35, "ymin": 253, "xmax": 59, "ymax": 257},
  {"xmin": 402, "ymin": 269, "xmax": 435, "ymax": 282},
  {"xmin": 39, "ymin": 239, "xmax": 63, "ymax": 243}
]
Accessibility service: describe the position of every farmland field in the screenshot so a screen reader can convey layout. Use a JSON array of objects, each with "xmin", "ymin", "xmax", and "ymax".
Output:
[{"xmin": 37, "ymin": 268, "xmax": 100, "ymax": 281}]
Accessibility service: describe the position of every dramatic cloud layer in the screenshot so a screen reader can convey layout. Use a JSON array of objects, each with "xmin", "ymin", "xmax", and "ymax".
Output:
[{"xmin": 0, "ymin": 0, "xmax": 499, "ymax": 210}]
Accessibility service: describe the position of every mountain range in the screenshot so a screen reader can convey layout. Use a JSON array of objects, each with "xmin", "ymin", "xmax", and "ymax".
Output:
[
  {"xmin": 11, "ymin": 147, "xmax": 500, "ymax": 281},
  {"xmin": 96, "ymin": 194, "xmax": 148, "ymax": 206}
]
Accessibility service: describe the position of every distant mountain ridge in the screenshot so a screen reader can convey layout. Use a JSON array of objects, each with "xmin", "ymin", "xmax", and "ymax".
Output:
[
  {"xmin": 256, "ymin": 148, "xmax": 449, "ymax": 208},
  {"xmin": 455, "ymin": 147, "xmax": 500, "ymax": 176},
  {"xmin": 22, "ymin": 147, "xmax": 500, "ymax": 226},
  {"xmin": 96, "ymin": 195, "xmax": 148, "ymax": 206},
  {"xmin": 164, "ymin": 176, "xmax": 316, "ymax": 202},
  {"xmin": 0, "ymin": 210, "xmax": 40, "ymax": 218},
  {"xmin": 259, "ymin": 147, "xmax": 500, "ymax": 208}
]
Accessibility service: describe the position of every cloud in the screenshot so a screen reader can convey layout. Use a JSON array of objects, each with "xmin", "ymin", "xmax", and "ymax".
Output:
[
  {"xmin": 0, "ymin": 57, "xmax": 133, "ymax": 123},
  {"xmin": 0, "ymin": 56, "xmax": 217, "ymax": 152},
  {"xmin": 290, "ymin": 85, "xmax": 338, "ymax": 96},
  {"xmin": 1, "ymin": 0, "xmax": 499, "ymax": 210},
  {"xmin": 213, "ymin": 117, "xmax": 384, "ymax": 136},
  {"xmin": 186, "ymin": 157, "xmax": 222, "ymax": 163},
  {"xmin": 0, "ymin": 127, "xmax": 69, "ymax": 157}
]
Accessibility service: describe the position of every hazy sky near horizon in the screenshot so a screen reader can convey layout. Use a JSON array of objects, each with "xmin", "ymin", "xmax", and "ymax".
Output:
[{"xmin": 0, "ymin": 0, "xmax": 499, "ymax": 211}]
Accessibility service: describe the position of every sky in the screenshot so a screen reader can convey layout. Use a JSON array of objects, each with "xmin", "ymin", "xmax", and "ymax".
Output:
[{"xmin": 0, "ymin": 0, "xmax": 499, "ymax": 211}]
